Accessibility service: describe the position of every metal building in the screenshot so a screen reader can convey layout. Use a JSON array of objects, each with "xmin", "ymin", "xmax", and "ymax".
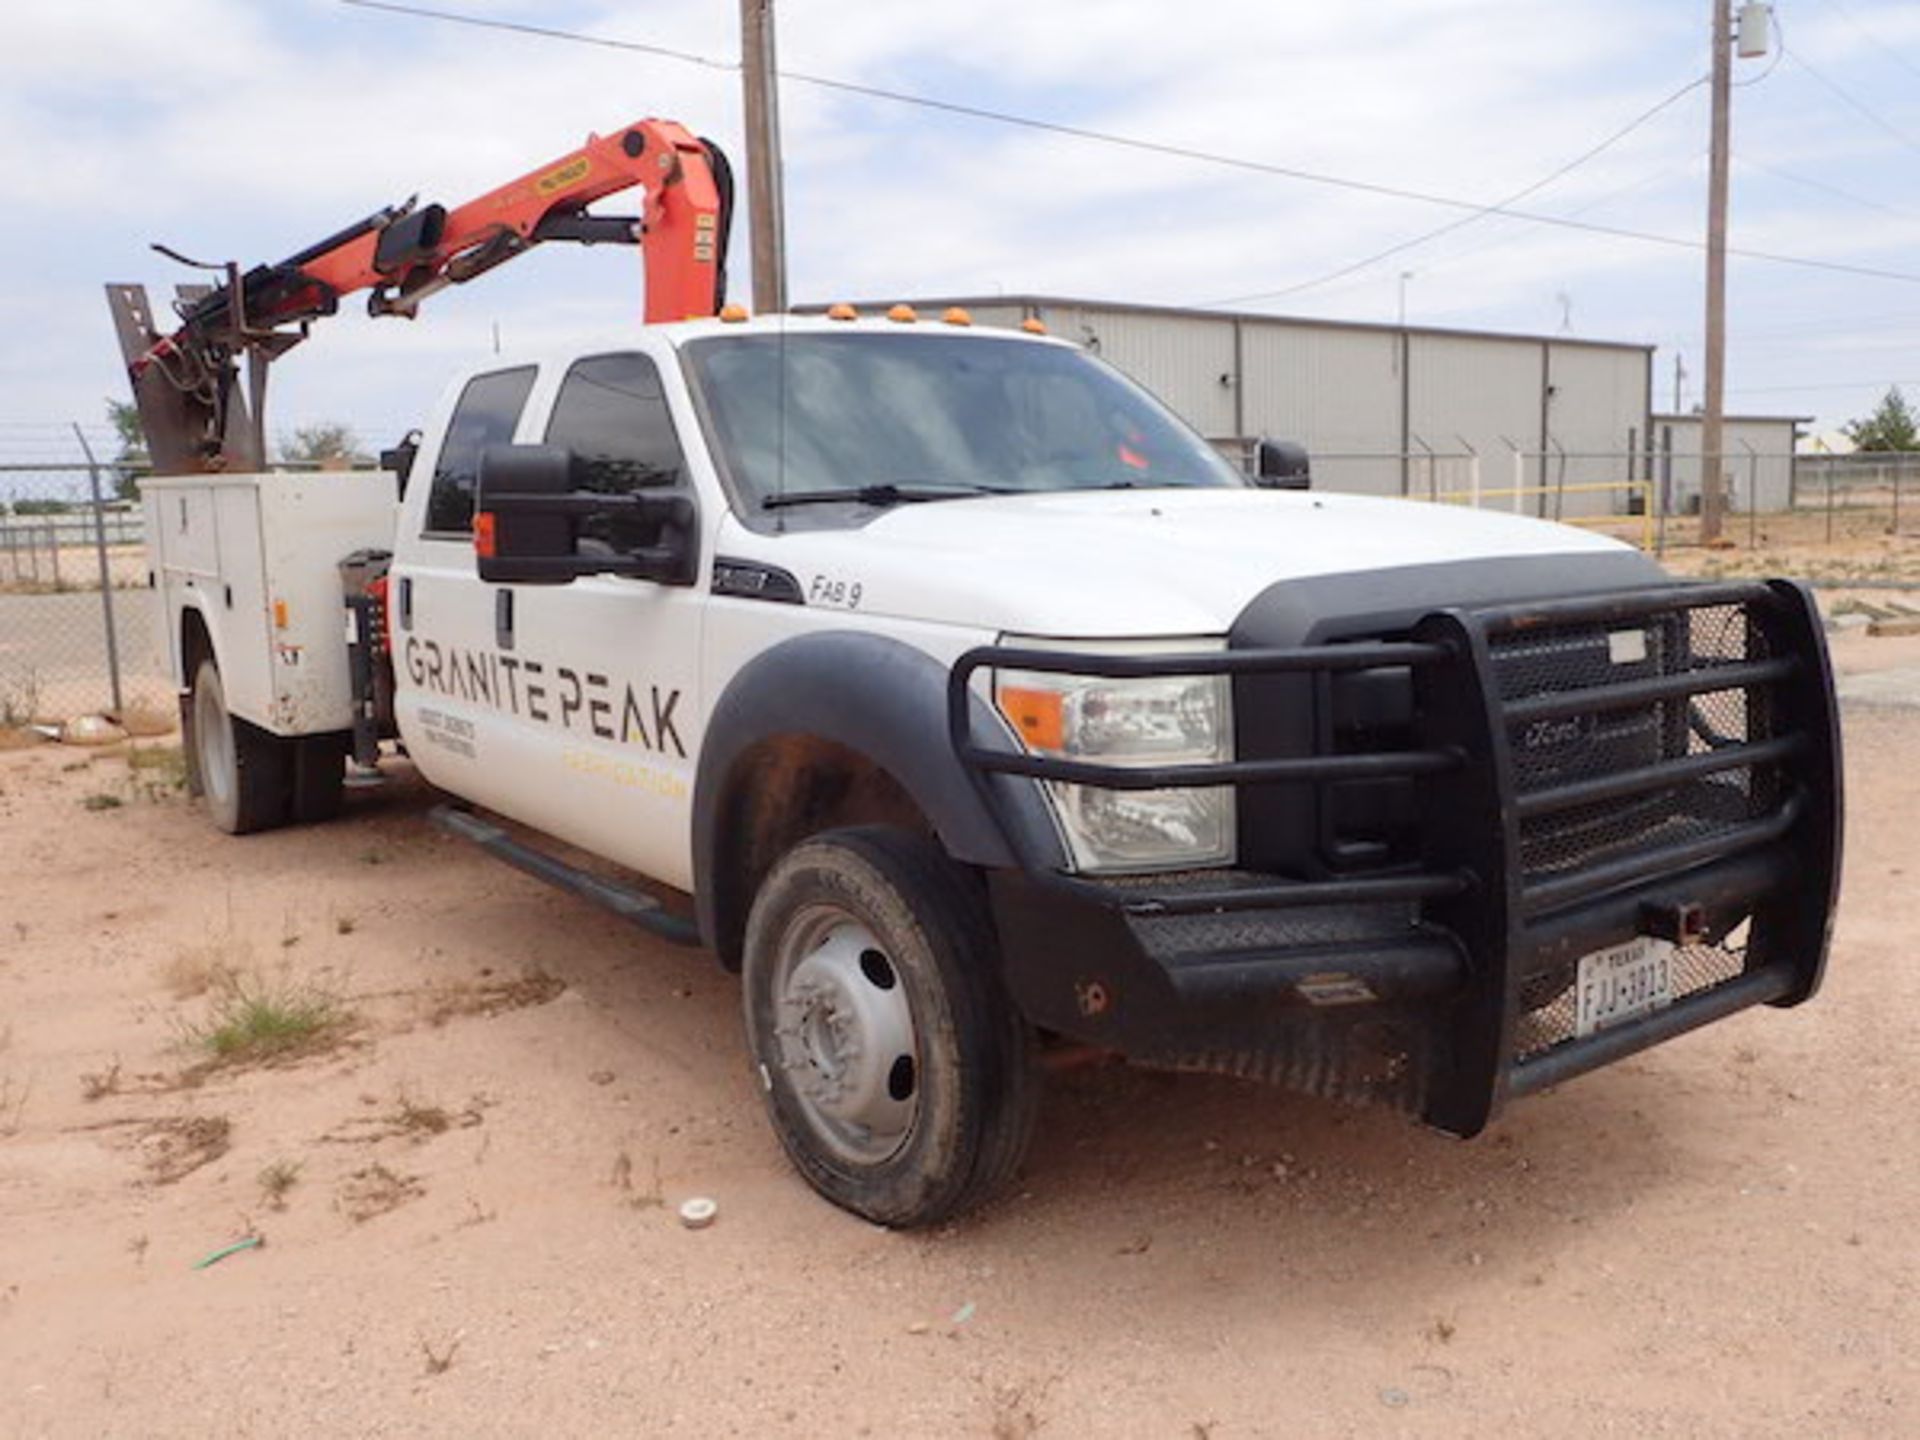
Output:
[
  {"xmin": 869, "ymin": 295, "xmax": 1659, "ymax": 519},
  {"xmin": 1650, "ymin": 412, "xmax": 1806, "ymax": 514}
]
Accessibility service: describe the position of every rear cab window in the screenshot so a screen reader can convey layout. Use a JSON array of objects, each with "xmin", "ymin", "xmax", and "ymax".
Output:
[
  {"xmin": 421, "ymin": 366, "xmax": 538, "ymax": 537},
  {"xmin": 542, "ymin": 352, "xmax": 690, "ymax": 556}
]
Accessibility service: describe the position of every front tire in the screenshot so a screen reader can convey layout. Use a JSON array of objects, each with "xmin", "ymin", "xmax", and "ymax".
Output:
[
  {"xmin": 190, "ymin": 658, "xmax": 289, "ymax": 835},
  {"xmin": 742, "ymin": 826, "xmax": 1039, "ymax": 1227}
]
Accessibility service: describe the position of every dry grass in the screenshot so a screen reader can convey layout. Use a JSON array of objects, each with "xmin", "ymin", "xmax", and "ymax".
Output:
[
  {"xmin": 80, "ymin": 1060, "xmax": 123, "ymax": 1102},
  {"xmin": 117, "ymin": 703, "xmax": 177, "ymax": 739},
  {"xmin": 139, "ymin": 1115, "xmax": 232, "ymax": 1185},
  {"xmin": 184, "ymin": 974, "xmax": 343, "ymax": 1067},
  {"xmin": 257, "ymin": 1159, "xmax": 302, "ymax": 1210},
  {"xmin": 339, "ymin": 1163, "xmax": 424, "ymax": 1223},
  {"xmin": 159, "ymin": 934, "xmax": 251, "ymax": 1001},
  {"xmin": 0, "ymin": 671, "xmax": 43, "ymax": 729},
  {"xmin": 610, "ymin": 1150, "xmax": 665, "ymax": 1211},
  {"xmin": 122, "ymin": 745, "xmax": 187, "ymax": 800},
  {"xmin": 0, "ymin": 1071, "xmax": 31, "ymax": 1137},
  {"xmin": 424, "ymin": 970, "xmax": 565, "ymax": 1027},
  {"xmin": 322, "ymin": 1088, "xmax": 484, "ymax": 1146},
  {"xmin": 419, "ymin": 1332, "xmax": 462, "ymax": 1376}
]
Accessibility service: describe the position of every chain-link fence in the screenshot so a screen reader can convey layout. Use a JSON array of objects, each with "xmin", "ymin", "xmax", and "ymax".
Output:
[
  {"xmin": 1, "ymin": 437, "xmax": 171, "ymax": 731},
  {"xmin": 1786, "ymin": 453, "xmax": 1920, "ymax": 543}
]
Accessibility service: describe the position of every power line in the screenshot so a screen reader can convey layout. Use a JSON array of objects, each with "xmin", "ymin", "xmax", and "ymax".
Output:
[
  {"xmin": 340, "ymin": 0, "xmax": 735, "ymax": 70},
  {"xmin": 1209, "ymin": 75, "xmax": 1707, "ymax": 306},
  {"xmin": 1734, "ymin": 152, "xmax": 1918, "ymax": 217},
  {"xmin": 1813, "ymin": 0, "xmax": 1920, "ymax": 85},
  {"xmin": 337, "ymin": 0, "xmax": 1920, "ymax": 288},
  {"xmin": 1782, "ymin": 42, "xmax": 1920, "ymax": 157},
  {"xmin": 1729, "ymin": 377, "xmax": 1920, "ymax": 394}
]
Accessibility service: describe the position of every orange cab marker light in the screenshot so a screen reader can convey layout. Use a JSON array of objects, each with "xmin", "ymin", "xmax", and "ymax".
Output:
[
  {"xmin": 1020, "ymin": 317, "xmax": 1047, "ymax": 335},
  {"xmin": 272, "ymin": 599, "xmax": 289, "ymax": 630},
  {"xmin": 886, "ymin": 303, "xmax": 918, "ymax": 323},
  {"xmin": 827, "ymin": 302, "xmax": 859, "ymax": 321},
  {"xmin": 997, "ymin": 686, "xmax": 1065, "ymax": 752},
  {"xmin": 942, "ymin": 306, "xmax": 973, "ymax": 326},
  {"xmin": 719, "ymin": 303, "xmax": 750, "ymax": 323},
  {"xmin": 474, "ymin": 511, "xmax": 498, "ymax": 559}
]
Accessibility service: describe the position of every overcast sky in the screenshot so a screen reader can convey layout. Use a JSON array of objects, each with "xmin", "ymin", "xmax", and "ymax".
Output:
[{"xmin": 3, "ymin": 0, "xmax": 1919, "ymax": 469}]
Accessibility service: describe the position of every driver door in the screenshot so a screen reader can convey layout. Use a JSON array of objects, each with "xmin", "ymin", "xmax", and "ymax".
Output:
[{"xmin": 484, "ymin": 348, "xmax": 706, "ymax": 890}]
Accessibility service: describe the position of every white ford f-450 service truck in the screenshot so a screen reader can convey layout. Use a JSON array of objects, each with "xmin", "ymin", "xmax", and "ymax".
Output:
[{"xmin": 143, "ymin": 313, "xmax": 1842, "ymax": 1226}]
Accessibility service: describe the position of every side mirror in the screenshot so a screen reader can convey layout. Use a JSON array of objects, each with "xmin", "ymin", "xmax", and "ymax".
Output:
[
  {"xmin": 1253, "ymin": 438, "xmax": 1311, "ymax": 490},
  {"xmin": 475, "ymin": 443, "xmax": 696, "ymax": 586}
]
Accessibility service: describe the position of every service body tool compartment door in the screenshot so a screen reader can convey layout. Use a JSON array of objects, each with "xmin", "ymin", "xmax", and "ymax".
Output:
[
  {"xmin": 255, "ymin": 472, "xmax": 396, "ymax": 735},
  {"xmin": 143, "ymin": 472, "xmax": 395, "ymax": 736},
  {"xmin": 142, "ymin": 475, "xmax": 271, "ymax": 724}
]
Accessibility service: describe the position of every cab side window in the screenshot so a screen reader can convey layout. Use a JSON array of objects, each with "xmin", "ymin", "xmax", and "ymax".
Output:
[
  {"xmin": 423, "ymin": 366, "xmax": 537, "ymax": 536},
  {"xmin": 544, "ymin": 352, "xmax": 688, "ymax": 555}
]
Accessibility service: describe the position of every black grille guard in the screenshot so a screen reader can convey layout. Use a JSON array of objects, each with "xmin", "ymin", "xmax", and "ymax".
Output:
[{"xmin": 948, "ymin": 578, "xmax": 1843, "ymax": 1134}]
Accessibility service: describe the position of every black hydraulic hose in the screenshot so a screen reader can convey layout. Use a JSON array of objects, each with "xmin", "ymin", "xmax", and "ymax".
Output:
[{"xmin": 699, "ymin": 135, "xmax": 735, "ymax": 311}]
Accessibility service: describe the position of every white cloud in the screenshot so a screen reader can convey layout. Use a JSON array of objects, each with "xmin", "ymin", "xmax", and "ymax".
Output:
[{"xmin": 0, "ymin": 0, "xmax": 1915, "ymax": 444}]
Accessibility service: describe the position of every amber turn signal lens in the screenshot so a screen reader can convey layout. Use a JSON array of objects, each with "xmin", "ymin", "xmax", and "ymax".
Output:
[
  {"xmin": 474, "ymin": 511, "xmax": 497, "ymax": 559},
  {"xmin": 997, "ymin": 685, "xmax": 1065, "ymax": 752}
]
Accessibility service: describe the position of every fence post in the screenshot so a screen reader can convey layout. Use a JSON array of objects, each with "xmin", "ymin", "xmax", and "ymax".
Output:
[
  {"xmin": 1894, "ymin": 459, "xmax": 1903, "ymax": 537},
  {"xmin": 1826, "ymin": 466, "xmax": 1835, "ymax": 544},
  {"xmin": 1739, "ymin": 441, "xmax": 1758, "ymax": 550},
  {"xmin": 71, "ymin": 426, "xmax": 124, "ymax": 714}
]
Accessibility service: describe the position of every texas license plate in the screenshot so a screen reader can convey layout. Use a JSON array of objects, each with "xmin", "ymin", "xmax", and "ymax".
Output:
[{"xmin": 1574, "ymin": 936, "xmax": 1675, "ymax": 1038}]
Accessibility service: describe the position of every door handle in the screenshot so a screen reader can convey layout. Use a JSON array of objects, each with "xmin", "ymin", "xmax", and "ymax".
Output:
[
  {"xmin": 398, "ymin": 576, "xmax": 413, "ymax": 632},
  {"xmin": 495, "ymin": 587, "xmax": 514, "ymax": 650}
]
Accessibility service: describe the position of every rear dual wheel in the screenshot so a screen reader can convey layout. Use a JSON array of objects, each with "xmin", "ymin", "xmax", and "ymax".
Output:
[
  {"xmin": 742, "ymin": 826, "xmax": 1040, "ymax": 1228},
  {"xmin": 189, "ymin": 657, "xmax": 345, "ymax": 834}
]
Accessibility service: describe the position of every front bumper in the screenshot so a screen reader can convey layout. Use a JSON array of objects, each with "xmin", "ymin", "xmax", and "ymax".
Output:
[{"xmin": 949, "ymin": 579, "xmax": 1842, "ymax": 1135}]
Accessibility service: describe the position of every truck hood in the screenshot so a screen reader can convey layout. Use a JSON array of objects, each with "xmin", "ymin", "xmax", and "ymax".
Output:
[{"xmin": 732, "ymin": 488, "xmax": 1640, "ymax": 638}]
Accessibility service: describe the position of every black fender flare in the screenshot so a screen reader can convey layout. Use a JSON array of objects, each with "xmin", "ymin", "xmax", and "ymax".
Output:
[{"xmin": 691, "ymin": 630, "xmax": 1061, "ymax": 964}]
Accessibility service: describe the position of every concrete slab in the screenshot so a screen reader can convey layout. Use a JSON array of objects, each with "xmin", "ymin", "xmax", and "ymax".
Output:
[{"xmin": 1836, "ymin": 666, "xmax": 1920, "ymax": 710}]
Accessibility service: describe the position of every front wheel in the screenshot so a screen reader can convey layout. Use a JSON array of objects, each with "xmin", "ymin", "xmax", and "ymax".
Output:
[
  {"xmin": 190, "ymin": 657, "xmax": 288, "ymax": 835},
  {"xmin": 742, "ymin": 826, "xmax": 1040, "ymax": 1227}
]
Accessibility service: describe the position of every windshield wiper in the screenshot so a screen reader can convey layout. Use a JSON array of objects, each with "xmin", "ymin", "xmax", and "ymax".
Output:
[{"xmin": 762, "ymin": 481, "xmax": 1009, "ymax": 511}]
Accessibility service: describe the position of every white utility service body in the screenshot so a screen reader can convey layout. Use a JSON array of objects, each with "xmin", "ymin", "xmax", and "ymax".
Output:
[
  {"xmin": 141, "ymin": 469, "xmax": 394, "ymax": 736},
  {"xmin": 146, "ymin": 314, "xmax": 1842, "ymax": 1228}
]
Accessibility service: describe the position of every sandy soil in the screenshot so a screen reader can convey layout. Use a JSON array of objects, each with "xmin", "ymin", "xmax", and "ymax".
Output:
[
  {"xmin": 0, "ymin": 543, "xmax": 147, "ymax": 595},
  {"xmin": 0, "ymin": 711, "xmax": 1915, "ymax": 1436}
]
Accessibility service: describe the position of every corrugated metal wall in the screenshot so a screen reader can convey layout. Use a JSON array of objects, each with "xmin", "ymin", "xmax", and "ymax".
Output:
[
  {"xmin": 1240, "ymin": 323, "xmax": 1403, "ymax": 497},
  {"xmin": 1656, "ymin": 416, "xmax": 1798, "ymax": 512},
  {"xmin": 1033, "ymin": 303, "xmax": 1239, "ymax": 438},
  {"xmin": 970, "ymin": 302, "xmax": 1654, "ymax": 516},
  {"xmin": 1537, "ymin": 343, "xmax": 1654, "ymax": 517},
  {"xmin": 1407, "ymin": 333, "xmax": 1543, "ymax": 511}
]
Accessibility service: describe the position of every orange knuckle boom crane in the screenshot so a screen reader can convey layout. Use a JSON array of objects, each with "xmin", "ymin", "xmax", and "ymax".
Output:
[{"xmin": 107, "ymin": 118, "xmax": 733, "ymax": 475}]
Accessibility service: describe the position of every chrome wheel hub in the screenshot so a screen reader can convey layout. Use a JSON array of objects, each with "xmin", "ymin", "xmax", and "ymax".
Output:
[{"xmin": 773, "ymin": 910, "xmax": 919, "ymax": 1164}]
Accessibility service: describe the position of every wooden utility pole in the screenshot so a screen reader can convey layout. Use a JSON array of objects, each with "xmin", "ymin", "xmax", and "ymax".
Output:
[
  {"xmin": 1700, "ymin": 0, "xmax": 1733, "ymax": 541},
  {"xmin": 740, "ymin": 0, "xmax": 788, "ymax": 313}
]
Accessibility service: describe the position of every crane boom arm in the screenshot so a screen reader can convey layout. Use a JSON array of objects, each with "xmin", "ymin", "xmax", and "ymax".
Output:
[{"xmin": 108, "ymin": 117, "xmax": 733, "ymax": 475}]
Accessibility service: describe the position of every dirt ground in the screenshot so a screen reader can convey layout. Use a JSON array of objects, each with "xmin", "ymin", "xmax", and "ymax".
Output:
[{"xmin": 0, "ymin": 654, "xmax": 1915, "ymax": 1437}]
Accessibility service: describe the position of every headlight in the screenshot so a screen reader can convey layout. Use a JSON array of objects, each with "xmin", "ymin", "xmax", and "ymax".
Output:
[{"xmin": 993, "ymin": 664, "xmax": 1235, "ymax": 873}]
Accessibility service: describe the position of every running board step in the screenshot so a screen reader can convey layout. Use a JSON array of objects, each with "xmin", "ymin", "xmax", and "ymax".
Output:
[{"xmin": 429, "ymin": 804, "xmax": 702, "ymax": 948}]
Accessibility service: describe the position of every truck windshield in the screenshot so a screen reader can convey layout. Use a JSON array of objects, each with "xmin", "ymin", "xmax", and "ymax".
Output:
[{"xmin": 683, "ymin": 332, "xmax": 1245, "ymax": 511}]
